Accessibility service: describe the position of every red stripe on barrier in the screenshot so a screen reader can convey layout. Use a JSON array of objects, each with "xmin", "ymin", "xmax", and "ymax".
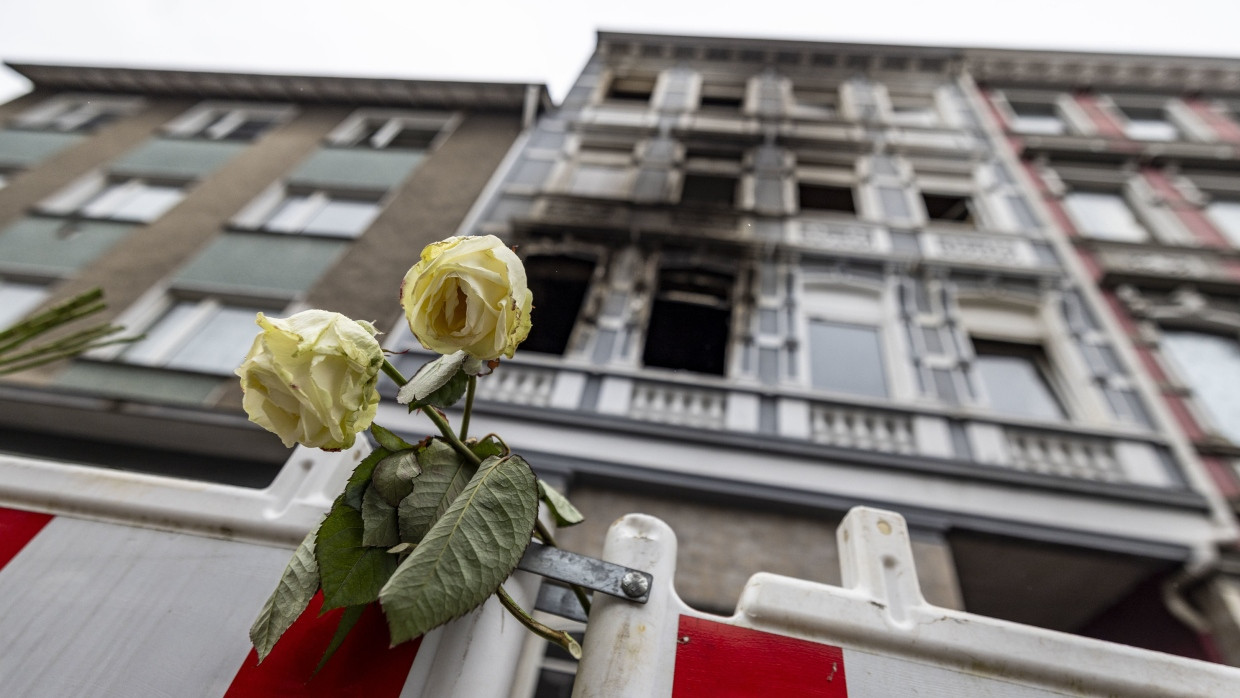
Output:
[
  {"xmin": 672, "ymin": 615, "xmax": 847, "ymax": 697},
  {"xmin": 225, "ymin": 593, "xmax": 420, "ymax": 698},
  {"xmin": 0, "ymin": 507, "xmax": 53, "ymax": 572}
]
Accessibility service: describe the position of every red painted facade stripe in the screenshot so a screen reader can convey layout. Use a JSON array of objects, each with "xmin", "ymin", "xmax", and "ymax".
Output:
[
  {"xmin": 1183, "ymin": 99, "xmax": 1240, "ymax": 144},
  {"xmin": 1141, "ymin": 168, "xmax": 1231, "ymax": 247},
  {"xmin": 1073, "ymin": 93, "xmax": 1128, "ymax": 139},
  {"xmin": 0, "ymin": 507, "xmax": 53, "ymax": 573},
  {"xmin": 1199, "ymin": 456, "xmax": 1240, "ymax": 499},
  {"xmin": 1165, "ymin": 396, "xmax": 1207, "ymax": 442},
  {"xmin": 225, "ymin": 594, "xmax": 420, "ymax": 698},
  {"xmin": 672, "ymin": 615, "xmax": 847, "ymax": 697}
]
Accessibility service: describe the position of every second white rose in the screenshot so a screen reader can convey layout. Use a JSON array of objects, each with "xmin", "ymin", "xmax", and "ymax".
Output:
[{"xmin": 400, "ymin": 235, "xmax": 533, "ymax": 360}]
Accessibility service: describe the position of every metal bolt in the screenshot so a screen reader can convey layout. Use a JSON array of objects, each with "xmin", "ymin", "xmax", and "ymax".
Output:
[{"xmin": 620, "ymin": 571, "xmax": 649, "ymax": 598}]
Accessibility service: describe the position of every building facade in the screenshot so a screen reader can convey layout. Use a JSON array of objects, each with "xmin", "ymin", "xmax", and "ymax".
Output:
[
  {"xmin": 398, "ymin": 33, "xmax": 1240, "ymax": 689},
  {"xmin": 972, "ymin": 46, "xmax": 1240, "ymax": 663},
  {"xmin": 3, "ymin": 34, "xmax": 1240, "ymax": 696},
  {"xmin": 0, "ymin": 64, "xmax": 547, "ymax": 484}
]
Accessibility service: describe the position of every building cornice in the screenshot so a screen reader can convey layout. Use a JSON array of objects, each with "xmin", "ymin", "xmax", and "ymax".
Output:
[
  {"xmin": 596, "ymin": 31, "xmax": 1240, "ymax": 94},
  {"xmin": 4, "ymin": 62, "xmax": 554, "ymax": 113}
]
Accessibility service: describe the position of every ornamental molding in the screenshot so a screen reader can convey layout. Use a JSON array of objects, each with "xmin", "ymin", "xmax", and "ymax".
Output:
[
  {"xmin": 1097, "ymin": 249, "xmax": 1216, "ymax": 280},
  {"xmin": 794, "ymin": 220, "xmax": 888, "ymax": 255},
  {"xmin": 923, "ymin": 233, "xmax": 1035, "ymax": 268}
]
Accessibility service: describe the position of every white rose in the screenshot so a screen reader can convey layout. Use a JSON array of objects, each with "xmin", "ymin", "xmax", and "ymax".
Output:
[
  {"xmin": 400, "ymin": 235, "xmax": 533, "ymax": 360},
  {"xmin": 236, "ymin": 310, "xmax": 383, "ymax": 450}
]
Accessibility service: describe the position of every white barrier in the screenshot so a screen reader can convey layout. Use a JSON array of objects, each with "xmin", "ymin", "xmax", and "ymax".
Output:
[{"xmin": 573, "ymin": 507, "xmax": 1240, "ymax": 697}]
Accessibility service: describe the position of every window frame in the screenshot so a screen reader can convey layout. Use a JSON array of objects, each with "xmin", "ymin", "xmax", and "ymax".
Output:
[
  {"xmin": 326, "ymin": 109, "xmax": 459, "ymax": 151},
  {"xmin": 37, "ymin": 172, "xmax": 190, "ymax": 224},
  {"xmin": 93, "ymin": 289, "xmax": 287, "ymax": 376},
  {"xmin": 10, "ymin": 93, "xmax": 144, "ymax": 133},
  {"xmin": 230, "ymin": 184, "xmax": 385, "ymax": 239},
  {"xmin": 162, "ymin": 102, "xmax": 296, "ymax": 142}
]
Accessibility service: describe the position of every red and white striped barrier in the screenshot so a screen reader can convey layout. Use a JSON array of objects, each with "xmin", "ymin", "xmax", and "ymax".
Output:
[{"xmin": 573, "ymin": 507, "xmax": 1240, "ymax": 698}]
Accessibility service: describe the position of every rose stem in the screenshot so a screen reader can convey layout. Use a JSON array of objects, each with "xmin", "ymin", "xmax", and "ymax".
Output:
[
  {"xmin": 388, "ymin": 361, "xmax": 593, "ymax": 616},
  {"xmin": 459, "ymin": 375, "xmax": 477, "ymax": 442},
  {"xmin": 496, "ymin": 585, "xmax": 582, "ymax": 659},
  {"xmin": 381, "ymin": 358, "xmax": 408, "ymax": 386}
]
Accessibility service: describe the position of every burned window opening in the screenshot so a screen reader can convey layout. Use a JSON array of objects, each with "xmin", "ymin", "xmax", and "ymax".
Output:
[
  {"xmin": 606, "ymin": 77, "xmax": 656, "ymax": 104},
  {"xmin": 922, "ymin": 193, "xmax": 973, "ymax": 223},
  {"xmin": 643, "ymin": 266, "xmax": 734, "ymax": 376},
  {"xmin": 522, "ymin": 255, "xmax": 596, "ymax": 356},
  {"xmin": 799, "ymin": 183, "xmax": 856, "ymax": 214},
  {"xmin": 681, "ymin": 174, "xmax": 737, "ymax": 208}
]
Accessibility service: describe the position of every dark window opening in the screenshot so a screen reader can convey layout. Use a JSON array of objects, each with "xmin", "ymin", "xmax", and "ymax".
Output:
[
  {"xmin": 356, "ymin": 123, "xmax": 439, "ymax": 150},
  {"xmin": 643, "ymin": 267, "xmax": 733, "ymax": 375},
  {"xmin": 972, "ymin": 339, "xmax": 1065, "ymax": 421},
  {"xmin": 699, "ymin": 94, "xmax": 744, "ymax": 110},
  {"xmin": 522, "ymin": 255, "xmax": 596, "ymax": 356},
  {"xmin": 681, "ymin": 174, "xmax": 737, "ymax": 208},
  {"xmin": 606, "ymin": 77, "xmax": 656, "ymax": 103},
  {"xmin": 922, "ymin": 192, "xmax": 973, "ymax": 223},
  {"xmin": 798, "ymin": 183, "xmax": 856, "ymax": 213}
]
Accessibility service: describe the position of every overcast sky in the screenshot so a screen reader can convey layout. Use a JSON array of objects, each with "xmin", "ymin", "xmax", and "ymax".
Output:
[{"xmin": 2, "ymin": 1, "xmax": 1239, "ymax": 104}]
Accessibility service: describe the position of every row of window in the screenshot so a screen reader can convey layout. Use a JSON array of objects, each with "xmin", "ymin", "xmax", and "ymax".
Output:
[
  {"xmin": 992, "ymin": 89, "xmax": 1237, "ymax": 143},
  {"xmin": 549, "ymin": 147, "xmax": 1040, "ymax": 233},
  {"xmin": 1047, "ymin": 171, "xmax": 1240, "ymax": 246},
  {"xmin": 7, "ymin": 94, "xmax": 448, "ymax": 150},
  {"xmin": 597, "ymin": 70, "xmax": 958, "ymax": 129}
]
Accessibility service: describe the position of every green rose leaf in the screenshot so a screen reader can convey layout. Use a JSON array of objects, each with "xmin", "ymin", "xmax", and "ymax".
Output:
[
  {"xmin": 380, "ymin": 454, "xmax": 539, "ymax": 645},
  {"xmin": 538, "ymin": 480, "xmax": 584, "ymax": 527},
  {"xmin": 344, "ymin": 447, "xmax": 391, "ymax": 512},
  {"xmin": 469, "ymin": 436, "xmax": 506, "ymax": 461},
  {"xmin": 370, "ymin": 424, "xmax": 412, "ymax": 452},
  {"xmin": 317, "ymin": 499, "xmax": 399, "ymax": 611},
  {"xmin": 397, "ymin": 351, "xmax": 469, "ymax": 408},
  {"xmin": 373, "ymin": 449, "xmax": 420, "ymax": 506},
  {"xmin": 398, "ymin": 439, "xmax": 475, "ymax": 544},
  {"xmin": 249, "ymin": 530, "xmax": 320, "ymax": 663},
  {"xmin": 362, "ymin": 483, "xmax": 400, "ymax": 548},
  {"xmin": 315, "ymin": 604, "xmax": 366, "ymax": 675}
]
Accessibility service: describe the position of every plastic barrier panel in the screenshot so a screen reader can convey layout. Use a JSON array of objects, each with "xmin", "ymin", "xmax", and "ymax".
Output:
[
  {"xmin": 573, "ymin": 507, "xmax": 1240, "ymax": 698},
  {"xmin": 0, "ymin": 448, "xmax": 537, "ymax": 698}
]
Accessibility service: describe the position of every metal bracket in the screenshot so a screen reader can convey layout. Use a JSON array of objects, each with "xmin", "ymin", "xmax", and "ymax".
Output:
[{"xmin": 516, "ymin": 542, "xmax": 653, "ymax": 622}]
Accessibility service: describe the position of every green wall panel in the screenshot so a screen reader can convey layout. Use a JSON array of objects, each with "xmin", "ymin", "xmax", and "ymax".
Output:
[
  {"xmin": 0, "ymin": 129, "xmax": 83, "ymax": 167},
  {"xmin": 175, "ymin": 232, "xmax": 348, "ymax": 293},
  {"xmin": 111, "ymin": 138, "xmax": 246, "ymax": 180},
  {"xmin": 289, "ymin": 148, "xmax": 424, "ymax": 191},
  {"xmin": 56, "ymin": 362, "xmax": 223, "ymax": 406},
  {"xmin": 0, "ymin": 217, "xmax": 133, "ymax": 274}
]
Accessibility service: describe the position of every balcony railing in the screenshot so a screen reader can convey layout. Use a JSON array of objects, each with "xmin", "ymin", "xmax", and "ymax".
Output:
[
  {"xmin": 390, "ymin": 347, "xmax": 1184, "ymax": 492},
  {"xmin": 810, "ymin": 403, "xmax": 915, "ymax": 454}
]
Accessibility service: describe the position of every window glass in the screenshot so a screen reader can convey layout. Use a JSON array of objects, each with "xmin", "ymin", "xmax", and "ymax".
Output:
[
  {"xmin": 122, "ymin": 303, "xmax": 200, "ymax": 365},
  {"xmin": 1206, "ymin": 200, "xmax": 1240, "ymax": 246},
  {"xmin": 166, "ymin": 305, "xmax": 263, "ymax": 374},
  {"xmin": 568, "ymin": 165, "xmax": 629, "ymax": 197},
  {"xmin": 681, "ymin": 174, "xmax": 736, "ymax": 208},
  {"xmin": 79, "ymin": 180, "xmax": 185, "ymax": 223},
  {"xmin": 0, "ymin": 280, "xmax": 47, "ymax": 328},
  {"xmin": 1161, "ymin": 330, "xmax": 1240, "ymax": 443},
  {"xmin": 302, "ymin": 199, "xmax": 381, "ymax": 236},
  {"xmin": 1008, "ymin": 102, "xmax": 1065, "ymax": 135},
  {"xmin": 263, "ymin": 193, "xmax": 380, "ymax": 238},
  {"xmin": 123, "ymin": 301, "xmax": 271, "ymax": 375},
  {"xmin": 1062, "ymin": 191, "xmax": 1148, "ymax": 242},
  {"xmin": 809, "ymin": 321, "xmax": 887, "ymax": 398},
  {"xmin": 972, "ymin": 340, "xmax": 1064, "ymax": 421},
  {"xmin": 1118, "ymin": 106, "xmax": 1178, "ymax": 141}
]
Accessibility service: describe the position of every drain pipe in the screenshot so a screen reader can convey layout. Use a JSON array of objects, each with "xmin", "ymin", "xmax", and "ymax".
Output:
[{"xmin": 1163, "ymin": 546, "xmax": 1223, "ymax": 663}]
